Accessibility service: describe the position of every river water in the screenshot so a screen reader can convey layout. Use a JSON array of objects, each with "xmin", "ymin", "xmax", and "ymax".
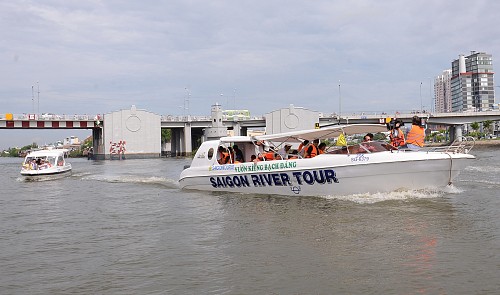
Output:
[{"xmin": 0, "ymin": 146, "xmax": 499, "ymax": 294}]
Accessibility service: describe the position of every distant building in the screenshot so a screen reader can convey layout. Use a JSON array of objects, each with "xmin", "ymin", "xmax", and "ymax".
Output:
[
  {"xmin": 450, "ymin": 51, "xmax": 495, "ymax": 112},
  {"xmin": 64, "ymin": 136, "xmax": 80, "ymax": 145},
  {"xmin": 435, "ymin": 69, "xmax": 452, "ymax": 113}
]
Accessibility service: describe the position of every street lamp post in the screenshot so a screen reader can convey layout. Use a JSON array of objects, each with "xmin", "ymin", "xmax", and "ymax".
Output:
[
  {"xmin": 338, "ymin": 80, "xmax": 341, "ymax": 118},
  {"xmin": 420, "ymin": 82, "xmax": 423, "ymax": 112},
  {"xmin": 37, "ymin": 81, "xmax": 40, "ymax": 116}
]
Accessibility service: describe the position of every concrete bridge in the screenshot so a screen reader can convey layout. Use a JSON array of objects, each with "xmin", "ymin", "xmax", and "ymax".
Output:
[{"xmin": 2, "ymin": 106, "xmax": 500, "ymax": 158}]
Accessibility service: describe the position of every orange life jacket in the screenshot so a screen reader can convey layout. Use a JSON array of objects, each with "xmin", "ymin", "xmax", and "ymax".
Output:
[
  {"xmin": 258, "ymin": 151, "xmax": 275, "ymax": 161},
  {"xmin": 305, "ymin": 144, "xmax": 319, "ymax": 158},
  {"xmin": 406, "ymin": 125, "xmax": 425, "ymax": 147},
  {"xmin": 390, "ymin": 128, "xmax": 406, "ymax": 147},
  {"xmin": 219, "ymin": 151, "xmax": 230, "ymax": 164}
]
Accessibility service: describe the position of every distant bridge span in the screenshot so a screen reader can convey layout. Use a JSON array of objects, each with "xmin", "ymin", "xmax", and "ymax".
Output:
[{"xmin": 2, "ymin": 109, "xmax": 500, "ymax": 157}]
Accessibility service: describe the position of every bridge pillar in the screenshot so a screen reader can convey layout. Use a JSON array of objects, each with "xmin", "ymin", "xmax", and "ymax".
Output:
[
  {"xmin": 183, "ymin": 123, "xmax": 192, "ymax": 156},
  {"xmin": 449, "ymin": 125, "xmax": 463, "ymax": 142},
  {"xmin": 92, "ymin": 127, "xmax": 105, "ymax": 160},
  {"xmin": 171, "ymin": 129, "xmax": 182, "ymax": 157}
]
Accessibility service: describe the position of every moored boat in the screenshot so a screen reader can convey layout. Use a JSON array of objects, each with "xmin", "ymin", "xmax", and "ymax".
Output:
[
  {"xmin": 179, "ymin": 124, "xmax": 475, "ymax": 197},
  {"xmin": 20, "ymin": 149, "xmax": 72, "ymax": 179}
]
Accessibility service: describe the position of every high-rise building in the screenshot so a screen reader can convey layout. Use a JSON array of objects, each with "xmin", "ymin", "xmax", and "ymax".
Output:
[
  {"xmin": 434, "ymin": 69, "xmax": 452, "ymax": 113},
  {"xmin": 450, "ymin": 51, "xmax": 495, "ymax": 112}
]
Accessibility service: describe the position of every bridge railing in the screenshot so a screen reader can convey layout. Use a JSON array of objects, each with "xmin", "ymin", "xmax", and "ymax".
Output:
[{"xmin": 0, "ymin": 113, "xmax": 103, "ymax": 121}]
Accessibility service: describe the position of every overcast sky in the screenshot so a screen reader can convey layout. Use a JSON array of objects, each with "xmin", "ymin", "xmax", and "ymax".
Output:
[{"xmin": 1, "ymin": 0, "xmax": 500, "ymax": 149}]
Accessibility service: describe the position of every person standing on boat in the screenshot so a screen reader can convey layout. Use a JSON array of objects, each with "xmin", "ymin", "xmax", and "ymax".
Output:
[
  {"xmin": 405, "ymin": 116, "xmax": 425, "ymax": 150},
  {"xmin": 389, "ymin": 119, "xmax": 406, "ymax": 148}
]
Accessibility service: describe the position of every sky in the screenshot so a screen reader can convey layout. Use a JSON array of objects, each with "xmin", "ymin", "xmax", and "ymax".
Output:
[{"xmin": 1, "ymin": 0, "xmax": 500, "ymax": 149}]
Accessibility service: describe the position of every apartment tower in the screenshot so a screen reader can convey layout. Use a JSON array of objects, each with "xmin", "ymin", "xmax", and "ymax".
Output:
[{"xmin": 450, "ymin": 51, "xmax": 495, "ymax": 112}]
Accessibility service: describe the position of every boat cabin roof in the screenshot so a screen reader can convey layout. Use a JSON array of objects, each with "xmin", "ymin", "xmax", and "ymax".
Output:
[{"xmin": 25, "ymin": 149, "xmax": 69, "ymax": 158}]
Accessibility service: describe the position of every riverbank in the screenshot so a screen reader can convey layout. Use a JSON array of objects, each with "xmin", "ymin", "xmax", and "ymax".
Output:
[{"xmin": 426, "ymin": 139, "xmax": 500, "ymax": 147}]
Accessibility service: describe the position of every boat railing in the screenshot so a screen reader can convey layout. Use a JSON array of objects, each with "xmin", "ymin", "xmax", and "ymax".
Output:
[{"xmin": 427, "ymin": 136, "xmax": 475, "ymax": 154}]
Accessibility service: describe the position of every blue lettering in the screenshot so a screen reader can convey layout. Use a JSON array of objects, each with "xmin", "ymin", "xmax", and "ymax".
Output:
[
  {"xmin": 260, "ymin": 174, "xmax": 273, "ymax": 186},
  {"xmin": 280, "ymin": 173, "xmax": 291, "ymax": 186},
  {"xmin": 225, "ymin": 176, "xmax": 234, "ymax": 187},
  {"xmin": 293, "ymin": 171, "xmax": 303, "ymax": 185},
  {"xmin": 271, "ymin": 173, "xmax": 282, "ymax": 186},
  {"xmin": 324, "ymin": 169, "xmax": 339, "ymax": 183},
  {"xmin": 303, "ymin": 171, "xmax": 315, "ymax": 185},
  {"xmin": 239, "ymin": 175, "xmax": 250, "ymax": 187},
  {"xmin": 210, "ymin": 177, "xmax": 217, "ymax": 188},
  {"xmin": 251, "ymin": 174, "xmax": 262, "ymax": 186},
  {"xmin": 313, "ymin": 170, "xmax": 325, "ymax": 184}
]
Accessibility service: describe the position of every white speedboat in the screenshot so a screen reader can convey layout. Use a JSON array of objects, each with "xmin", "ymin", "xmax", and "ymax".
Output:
[
  {"xmin": 179, "ymin": 124, "xmax": 475, "ymax": 196},
  {"xmin": 20, "ymin": 149, "xmax": 72, "ymax": 179}
]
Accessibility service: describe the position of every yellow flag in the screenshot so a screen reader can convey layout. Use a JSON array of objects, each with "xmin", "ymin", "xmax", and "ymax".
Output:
[{"xmin": 336, "ymin": 133, "xmax": 347, "ymax": 146}]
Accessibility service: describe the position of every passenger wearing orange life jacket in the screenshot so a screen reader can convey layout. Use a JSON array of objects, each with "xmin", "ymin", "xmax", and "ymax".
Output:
[
  {"xmin": 297, "ymin": 140, "xmax": 309, "ymax": 156},
  {"xmin": 405, "ymin": 116, "xmax": 425, "ymax": 150},
  {"xmin": 318, "ymin": 142, "xmax": 327, "ymax": 154},
  {"xmin": 389, "ymin": 119, "xmax": 406, "ymax": 148},
  {"xmin": 257, "ymin": 145, "xmax": 276, "ymax": 161},
  {"xmin": 304, "ymin": 139, "xmax": 320, "ymax": 158},
  {"xmin": 218, "ymin": 146, "xmax": 230, "ymax": 164}
]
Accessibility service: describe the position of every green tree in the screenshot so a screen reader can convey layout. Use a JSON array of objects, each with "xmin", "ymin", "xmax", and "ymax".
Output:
[
  {"xmin": 161, "ymin": 129, "xmax": 171, "ymax": 143},
  {"xmin": 483, "ymin": 120, "xmax": 493, "ymax": 135},
  {"xmin": 470, "ymin": 122, "xmax": 480, "ymax": 132}
]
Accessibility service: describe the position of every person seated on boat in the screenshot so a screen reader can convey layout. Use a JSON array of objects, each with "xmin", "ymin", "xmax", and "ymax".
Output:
[
  {"xmin": 357, "ymin": 133, "xmax": 377, "ymax": 153},
  {"xmin": 297, "ymin": 140, "xmax": 309, "ymax": 157},
  {"xmin": 287, "ymin": 150, "xmax": 299, "ymax": 159},
  {"xmin": 217, "ymin": 146, "xmax": 230, "ymax": 164},
  {"xmin": 278, "ymin": 144, "xmax": 292, "ymax": 160},
  {"xmin": 227, "ymin": 146, "xmax": 235, "ymax": 164},
  {"xmin": 403, "ymin": 116, "xmax": 425, "ymax": 150},
  {"xmin": 258, "ymin": 145, "xmax": 277, "ymax": 161},
  {"xmin": 389, "ymin": 119, "xmax": 406, "ymax": 148},
  {"xmin": 318, "ymin": 142, "xmax": 327, "ymax": 154},
  {"xmin": 233, "ymin": 144, "xmax": 244, "ymax": 162},
  {"xmin": 250, "ymin": 155, "xmax": 258, "ymax": 163},
  {"xmin": 304, "ymin": 139, "xmax": 320, "ymax": 158}
]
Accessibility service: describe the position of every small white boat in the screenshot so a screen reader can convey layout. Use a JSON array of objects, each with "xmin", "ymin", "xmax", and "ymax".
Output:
[
  {"xmin": 179, "ymin": 124, "xmax": 475, "ymax": 196},
  {"xmin": 20, "ymin": 149, "xmax": 72, "ymax": 178}
]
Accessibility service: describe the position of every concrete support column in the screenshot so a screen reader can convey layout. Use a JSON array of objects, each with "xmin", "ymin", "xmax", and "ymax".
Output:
[
  {"xmin": 449, "ymin": 125, "xmax": 463, "ymax": 142},
  {"xmin": 92, "ymin": 127, "xmax": 104, "ymax": 160},
  {"xmin": 184, "ymin": 123, "xmax": 192, "ymax": 156},
  {"xmin": 232, "ymin": 122, "xmax": 241, "ymax": 136},
  {"xmin": 455, "ymin": 125, "xmax": 463, "ymax": 141},
  {"xmin": 171, "ymin": 129, "xmax": 181, "ymax": 157}
]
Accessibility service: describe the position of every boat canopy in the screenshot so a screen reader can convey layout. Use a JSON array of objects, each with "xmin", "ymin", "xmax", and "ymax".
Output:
[{"xmin": 254, "ymin": 124, "xmax": 388, "ymax": 142}]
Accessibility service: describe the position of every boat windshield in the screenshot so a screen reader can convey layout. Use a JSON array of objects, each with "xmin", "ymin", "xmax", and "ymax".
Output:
[{"xmin": 327, "ymin": 141, "xmax": 395, "ymax": 154}]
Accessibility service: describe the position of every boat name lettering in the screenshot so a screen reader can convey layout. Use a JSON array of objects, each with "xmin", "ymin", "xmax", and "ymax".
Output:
[
  {"xmin": 351, "ymin": 154, "xmax": 370, "ymax": 162},
  {"xmin": 209, "ymin": 164, "xmax": 235, "ymax": 171},
  {"xmin": 234, "ymin": 161, "xmax": 297, "ymax": 173},
  {"xmin": 209, "ymin": 169, "xmax": 339, "ymax": 188}
]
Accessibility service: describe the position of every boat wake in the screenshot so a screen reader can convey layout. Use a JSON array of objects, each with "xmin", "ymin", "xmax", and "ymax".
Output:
[
  {"xmin": 320, "ymin": 185, "xmax": 463, "ymax": 204},
  {"xmin": 80, "ymin": 174, "xmax": 180, "ymax": 188}
]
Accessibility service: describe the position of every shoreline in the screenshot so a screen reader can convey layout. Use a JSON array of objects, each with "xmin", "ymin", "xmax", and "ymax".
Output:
[{"xmin": 427, "ymin": 139, "xmax": 500, "ymax": 147}]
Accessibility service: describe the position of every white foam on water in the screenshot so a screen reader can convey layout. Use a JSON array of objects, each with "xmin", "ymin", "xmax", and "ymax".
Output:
[
  {"xmin": 320, "ymin": 185, "xmax": 462, "ymax": 204},
  {"xmin": 80, "ymin": 174, "xmax": 180, "ymax": 188}
]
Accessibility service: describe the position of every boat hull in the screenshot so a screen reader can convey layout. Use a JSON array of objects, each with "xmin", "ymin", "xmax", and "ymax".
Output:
[
  {"xmin": 179, "ymin": 152, "xmax": 474, "ymax": 197},
  {"xmin": 20, "ymin": 165, "xmax": 72, "ymax": 178}
]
